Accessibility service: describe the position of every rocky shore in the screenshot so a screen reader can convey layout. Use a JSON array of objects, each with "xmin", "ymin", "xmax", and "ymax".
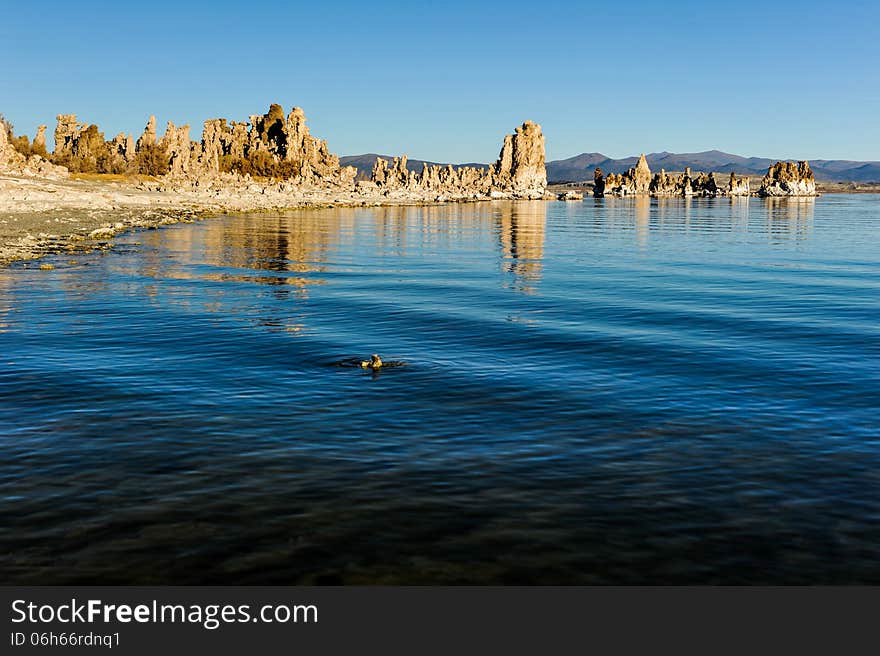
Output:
[
  {"xmin": 0, "ymin": 102, "xmax": 823, "ymax": 266},
  {"xmin": 0, "ymin": 105, "xmax": 551, "ymax": 266},
  {"xmin": 0, "ymin": 172, "xmax": 536, "ymax": 266}
]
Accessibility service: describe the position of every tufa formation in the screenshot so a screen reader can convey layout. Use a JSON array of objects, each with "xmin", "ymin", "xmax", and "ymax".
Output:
[
  {"xmin": 7, "ymin": 106, "xmax": 548, "ymax": 199},
  {"xmin": 44, "ymin": 104, "xmax": 356, "ymax": 185},
  {"xmin": 369, "ymin": 120, "xmax": 547, "ymax": 199},
  {"xmin": 0, "ymin": 118, "xmax": 66, "ymax": 178},
  {"xmin": 757, "ymin": 161, "xmax": 817, "ymax": 197},
  {"xmin": 197, "ymin": 104, "xmax": 355, "ymax": 186},
  {"xmin": 593, "ymin": 156, "xmax": 761, "ymax": 198},
  {"xmin": 595, "ymin": 156, "xmax": 730, "ymax": 197}
]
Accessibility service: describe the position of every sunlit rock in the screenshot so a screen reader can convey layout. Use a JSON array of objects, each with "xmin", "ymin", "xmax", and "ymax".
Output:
[{"xmin": 758, "ymin": 161, "xmax": 817, "ymax": 197}]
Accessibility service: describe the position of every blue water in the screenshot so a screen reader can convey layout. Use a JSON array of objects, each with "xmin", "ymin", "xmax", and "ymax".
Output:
[{"xmin": 1, "ymin": 195, "xmax": 879, "ymax": 584}]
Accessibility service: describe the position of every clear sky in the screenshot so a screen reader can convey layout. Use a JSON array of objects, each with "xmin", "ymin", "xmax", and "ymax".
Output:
[{"xmin": 2, "ymin": 0, "xmax": 878, "ymax": 162}]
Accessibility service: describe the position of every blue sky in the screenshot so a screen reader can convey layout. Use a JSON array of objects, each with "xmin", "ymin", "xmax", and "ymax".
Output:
[{"xmin": 1, "ymin": 0, "xmax": 878, "ymax": 162}]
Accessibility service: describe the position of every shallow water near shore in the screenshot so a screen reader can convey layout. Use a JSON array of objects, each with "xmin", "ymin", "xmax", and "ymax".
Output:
[{"xmin": 1, "ymin": 195, "xmax": 879, "ymax": 584}]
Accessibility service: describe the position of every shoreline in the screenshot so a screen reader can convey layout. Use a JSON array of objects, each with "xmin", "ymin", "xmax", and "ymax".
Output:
[
  {"xmin": 1, "ymin": 173, "xmax": 868, "ymax": 268},
  {"xmin": 0, "ymin": 173, "xmax": 483, "ymax": 267}
]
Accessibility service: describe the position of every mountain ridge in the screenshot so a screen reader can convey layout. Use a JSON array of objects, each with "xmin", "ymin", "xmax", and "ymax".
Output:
[
  {"xmin": 339, "ymin": 154, "xmax": 487, "ymax": 179},
  {"xmin": 341, "ymin": 151, "xmax": 880, "ymax": 183},
  {"xmin": 545, "ymin": 150, "xmax": 880, "ymax": 183}
]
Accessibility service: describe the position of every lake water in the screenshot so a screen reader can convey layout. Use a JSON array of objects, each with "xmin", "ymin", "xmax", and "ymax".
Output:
[{"xmin": 1, "ymin": 195, "xmax": 879, "ymax": 584}]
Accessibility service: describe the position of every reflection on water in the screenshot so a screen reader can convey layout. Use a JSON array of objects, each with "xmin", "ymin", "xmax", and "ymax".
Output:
[
  {"xmin": 496, "ymin": 201, "xmax": 546, "ymax": 294},
  {"xmin": 1, "ymin": 196, "xmax": 879, "ymax": 584},
  {"xmin": 764, "ymin": 197, "xmax": 815, "ymax": 243},
  {"xmin": 634, "ymin": 195, "xmax": 650, "ymax": 247}
]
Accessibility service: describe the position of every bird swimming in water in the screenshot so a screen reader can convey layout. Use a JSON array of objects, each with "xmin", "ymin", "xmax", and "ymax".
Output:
[{"xmin": 360, "ymin": 354, "xmax": 383, "ymax": 369}]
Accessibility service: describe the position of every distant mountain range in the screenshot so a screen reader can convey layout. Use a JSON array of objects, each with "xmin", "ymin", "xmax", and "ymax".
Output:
[
  {"xmin": 341, "ymin": 150, "xmax": 880, "ymax": 183},
  {"xmin": 339, "ymin": 154, "xmax": 486, "ymax": 179},
  {"xmin": 546, "ymin": 150, "xmax": 880, "ymax": 183}
]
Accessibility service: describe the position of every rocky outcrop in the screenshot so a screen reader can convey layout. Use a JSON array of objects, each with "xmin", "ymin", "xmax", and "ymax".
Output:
[
  {"xmin": 593, "ymin": 167, "xmax": 606, "ymax": 197},
  {"xmin": 370, "ymin": 155, "xmax": 409, "ymax": 187},
  {"xmin": 631, "ymin": 154, "xmax": 651, "ymax": 193},
  {"xmin": 280, "ymin": 106, "xmax": 348, "ymax": 181},
  {"xmin": 492, "ymin": 120, "xmax": 547, "ymax": 196},
  {"xmin": 0, "ymin": 119, "xmax": 67, "ymax": 178},
  {"xmin": 649, "ymin": 168, "xmax": 678, "ymax": 195},
  {"xmin": 594, "ymin": 154, "xmax": 651, "ymax": 196},
  {"xmin": 194, "ymin": 103, "xmax": 355, "ymax": 186},
  {"xmin": 758, "ymin": 161, "xmax": 817, "ymax": 197},
  {"xmin": 693, "ymin": 171, "xmax": 720, "ymax": 196},
  {"xmin": 44, "ymin": 105, "xmax": 352, "ymax": 184},
  {"xmin": 54, "ymin": 114, "xmax": 82, "ymax": 159},
  {"xmin": 136, "ymin": 115, "xmax": 157, "ymax": 151},
  {"xmin": 17, "ymin": 107, "xmax": 549, "ymax": 199},
  {"xmin": 32, "ymin": 125, "xmax": 47, "ymax": 154},
  {"xmin": 107, "ymin": 132, "xmax": 134, "ymax": 163},
  {"xmin": 51, "ymin": 116, "xmax": 113, "ymax": 173},
  {"xmin": 370, "ymin": 120, "xmax": 547, "ymax": 199},
  {"xmin": 728, "ymin": 172, "xmax": 750, "ymax": 196},
  {"xmin": 53, "ymin": 113, "xmax": 156, "ymax": 174},
  {"xmin": 158, "ymin": 121, "xmax": 191, "ymax": 175},
  {"xmin": 370, "ymin": 155, "xmax": 491, "ymax": 196},
  {"xmin": 597, "ymin": 156, "xmax": 750, "ymax": 198},
  {"xmin": 0, "ymin": 123, "xmax": 23, "ymax": 169}
]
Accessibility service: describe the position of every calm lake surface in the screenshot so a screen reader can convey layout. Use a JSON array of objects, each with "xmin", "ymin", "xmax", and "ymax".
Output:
[{"xmin": 2, "ymin": 195, "xmax": 879, "ymax": 584}]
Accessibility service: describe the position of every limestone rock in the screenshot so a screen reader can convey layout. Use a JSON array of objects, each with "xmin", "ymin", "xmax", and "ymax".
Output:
[
  {"xmin": 136, "ymin": 115, "xmax": 157, "ymax": 151},
  {"xmin": 33, "ymin": 125, "xmax": 47, "ymax": 153},
  {"xmin": 597, "ymin": 159, "xmax": 749, "ymax": 198},
  {"xmin": 493, "ymin": 120, "xmax": 547, "ymax": 197},
  {"xmin": 49, "ymin": 115, "xmax": 111, "ymax": 172},
  {"xmin": 0, "ymin": 119, "xmax": 67, "ymax": 178},
  {"xmin": 649, "ymin": 168, "xmax": 676, "ymax": 195},
  {"xmin": 110, "ymin": 132, "xmax": 134, "ymax": 161},
  {"xmin": 631, "ymin": 154, "xmax": 651, "ymax": 193},
  {"xmin": 54, "ymin": 114, "xmax": 82, "ymax": 159},
  {"xmin": 106, "ymin": 133, "xmax": 132, "ymax": 171},
  {"xmin": 159, "ymin": 121, "xmax": 191, "ymax": 175},
  {"xmin": 692, "ymin": 172, "xmax": 720, "ymax": 197},
  {"xmin": 679, "ymin": 167, "xmax": 694, "ymax": 196},
  {"xmin": 728, "ymin": 172, "xmax": 750, "ymax": 196},
  {"xmin": 596, "ymin": 154, "xmax": 652, "ymax": 196},
  {"xmin": 758, "ymin": 161, "xmax": 817, "ymax": 197},
  {"xmin": 593, "ymin": 167, "xmax": 606, "ymax": 197},
  {"xmin": 370, "ymin": 120, "xmax": 547, "ymax": 199},
  {"xmin": 0, "ymin": 122, "xmax": 26, "ymax": 171},
  {"xmin": 193, "ymin": 104, "xmax": 354, "ymax": 187}
]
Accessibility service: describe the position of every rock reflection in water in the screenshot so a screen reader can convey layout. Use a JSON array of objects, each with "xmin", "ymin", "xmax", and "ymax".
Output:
[
  {"xmin": 496, "ymin": 201, "xmax": 546, "ymax": 294},
  {"xmin": 764, "ymin": 197, "xmax": 815, "ymax": 243}
]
